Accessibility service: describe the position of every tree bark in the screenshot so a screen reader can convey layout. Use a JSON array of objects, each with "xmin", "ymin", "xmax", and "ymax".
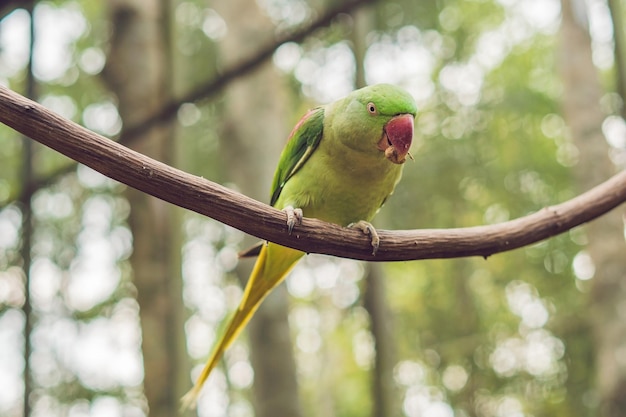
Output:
[
  {"xmin": 558, "ymin": 1, "xmax": 626, "ymax": 416},
  {"xmin": 103, "ymin": 1, "xmax": 187, "ymax": 416}
]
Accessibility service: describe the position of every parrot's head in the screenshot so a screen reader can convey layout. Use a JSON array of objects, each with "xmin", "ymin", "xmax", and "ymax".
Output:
[{"xmin": 338, "ymin": 83, "xmax": 417, "ymax": 165}]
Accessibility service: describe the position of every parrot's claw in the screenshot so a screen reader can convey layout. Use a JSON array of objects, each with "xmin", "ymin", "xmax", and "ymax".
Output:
[
  {"xmin": 284, "ymin": 206, "xmax": 303, "ymax": 234},
  {"xmin": 349, "ymin": 220, "xmax": 380, "ymax": 255}
]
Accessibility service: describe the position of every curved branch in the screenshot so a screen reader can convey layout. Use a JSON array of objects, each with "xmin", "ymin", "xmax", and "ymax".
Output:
[{"xmin": 1, "ymin": 84, "xmax": 626, "ymax": 261}]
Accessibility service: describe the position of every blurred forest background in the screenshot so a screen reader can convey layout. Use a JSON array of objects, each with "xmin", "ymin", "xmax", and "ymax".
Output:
[{"xmin": 1, "ymin": 0, "xmax": 626, "ymax": 416}]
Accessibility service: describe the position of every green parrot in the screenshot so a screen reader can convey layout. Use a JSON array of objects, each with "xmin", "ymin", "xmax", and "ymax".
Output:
[{"xmin": 182, "ymin": 83, "xmax": 417, "ymax": 407}]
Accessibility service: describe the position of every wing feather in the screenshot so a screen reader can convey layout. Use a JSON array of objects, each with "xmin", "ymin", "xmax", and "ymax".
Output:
[{"xmin": 270, "ymin": 107, "xmax": 324, "ymax": 206}]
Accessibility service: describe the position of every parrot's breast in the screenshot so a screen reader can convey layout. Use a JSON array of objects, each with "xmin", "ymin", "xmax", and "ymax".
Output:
[{"xmin": 273, "ymin": 141, "xmax": 403, "ymax": 226}]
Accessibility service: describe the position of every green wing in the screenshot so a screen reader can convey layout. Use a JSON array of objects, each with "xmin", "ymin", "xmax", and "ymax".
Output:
[{"xmin": 270, "ymin": 106, "xmax": 324, "ymax": 206}]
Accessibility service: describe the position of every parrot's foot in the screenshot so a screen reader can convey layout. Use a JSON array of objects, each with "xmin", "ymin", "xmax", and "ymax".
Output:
[
  {"xmin": 284, "ymin": 205, "xmax": 303, "ymax": 234},
  {"xmin": 349, "ymin": 220, "xmax": 380, "ymax": 255}
]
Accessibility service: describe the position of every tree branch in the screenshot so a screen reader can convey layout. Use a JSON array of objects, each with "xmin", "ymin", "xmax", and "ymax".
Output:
[
  {"xmin": 1, "ymin": 84, "xmax": 625, "ymax": 261},
  {"xmin": 0, "ymin": 0, "xmax": 374, "ymax": 209}
]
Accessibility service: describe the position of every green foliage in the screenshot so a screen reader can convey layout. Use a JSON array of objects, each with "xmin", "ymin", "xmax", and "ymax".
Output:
[{"xmin": 0, "ymin": 0, "xmax": 611, "ymax": 416}]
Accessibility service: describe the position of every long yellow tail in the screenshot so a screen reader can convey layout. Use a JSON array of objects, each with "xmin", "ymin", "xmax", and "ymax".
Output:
[{"xmin": 181, "ymin": 242, "xmax": 304, "ymax": 410}]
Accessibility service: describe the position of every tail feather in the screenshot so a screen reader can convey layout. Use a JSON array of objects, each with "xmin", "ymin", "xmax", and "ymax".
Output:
[{"xmin": 181, "ymin": 243, "xmax": 303, "ymax": 410}]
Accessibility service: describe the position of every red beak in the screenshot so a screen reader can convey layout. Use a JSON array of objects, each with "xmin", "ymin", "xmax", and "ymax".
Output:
[{"xmin": 378, "ymin": 114, "xmax": 414, "ymax": 164}]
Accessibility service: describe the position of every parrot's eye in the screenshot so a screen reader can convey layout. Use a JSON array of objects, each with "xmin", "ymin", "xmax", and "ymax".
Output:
[{"xmin": 367, "ymin": 102, "xmax": 377, "ymax": 115}]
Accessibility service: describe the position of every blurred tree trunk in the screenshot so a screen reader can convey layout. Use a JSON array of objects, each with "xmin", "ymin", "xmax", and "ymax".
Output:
[
  {"xmin": 558, "ymin": 1, "xmax": 626, "ymax": 416},
  {"xmin": 352, "ymin": 6, "xmax": 400, "ymax": 417},
  {"xmin": 103, "ymin": 1, "xmax": 187, "ymax": 416},
  {"xmin": 362, "ymin": 263, "xmax": 399, "ymax": 417},
  {"xmin": 213, "ymin": 1, "xmax": 303, "ymax": 416},
  {"xmin": 20, "ymin": 3, "xmax": 36, "ymax": 416},
  {"xmin": 608, "ymin": 0, "xmax": 626, "ymax": 111}
]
